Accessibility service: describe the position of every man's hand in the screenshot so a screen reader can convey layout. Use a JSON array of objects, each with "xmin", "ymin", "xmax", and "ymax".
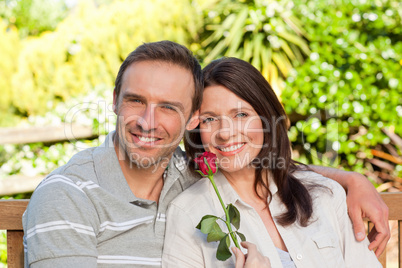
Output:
[
  {"xmin": 233, "ymin": 242, "xmax": 271, "ymax": 268},
  {"xmin": 345, "ymin": 172, "xmax": 390, "ymax": 257}
]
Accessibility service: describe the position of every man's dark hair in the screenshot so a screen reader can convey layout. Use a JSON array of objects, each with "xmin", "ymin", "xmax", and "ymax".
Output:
[{"xmin": 114, "ymin": 41, "xmax": 203, "ymax": 114}]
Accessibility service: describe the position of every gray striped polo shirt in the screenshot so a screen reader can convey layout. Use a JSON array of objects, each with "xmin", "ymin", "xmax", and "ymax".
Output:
[{"xmin": 22, "ymin": 131, "xmax": 197, "ymax": 267}]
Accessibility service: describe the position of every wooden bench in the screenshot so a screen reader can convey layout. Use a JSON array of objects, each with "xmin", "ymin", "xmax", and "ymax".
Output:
[
  {"xmin": 0, "ymin": 199, "xmax": 28, "ymax": 268},
  {"xmin": 1, "ymin": 193, "xmax": 402, "ymax": 267}
]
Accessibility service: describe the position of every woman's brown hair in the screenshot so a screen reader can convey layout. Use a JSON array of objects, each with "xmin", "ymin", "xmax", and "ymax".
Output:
[{"xmin": 184, "ymin": 57, "xmax": 315, "ymax": 227}]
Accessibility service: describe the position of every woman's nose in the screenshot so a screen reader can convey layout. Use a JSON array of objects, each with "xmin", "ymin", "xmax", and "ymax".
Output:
[{"xmin": 215, "ymin": 116, "xmax": 235, "ymax": 141}]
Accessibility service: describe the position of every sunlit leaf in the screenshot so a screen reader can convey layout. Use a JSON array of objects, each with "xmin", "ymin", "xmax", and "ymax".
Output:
[
  {"xmin": 207, "ymin": 222, "xmax": 226, "ymax": 242},
  {"xmin": 196, "ymin": 215, "xmax": 219, "ymax": 234}
]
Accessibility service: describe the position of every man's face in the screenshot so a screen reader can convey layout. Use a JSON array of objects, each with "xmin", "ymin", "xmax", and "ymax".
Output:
[{"xmin": 113, "ymin": 60, "xmax": 199, "ymax": 168}]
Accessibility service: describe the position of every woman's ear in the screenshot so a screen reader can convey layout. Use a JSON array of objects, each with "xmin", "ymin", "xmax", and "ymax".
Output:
[{"xmin": 186, "ymin": 110, "xmax": 200, "ymax": 131}]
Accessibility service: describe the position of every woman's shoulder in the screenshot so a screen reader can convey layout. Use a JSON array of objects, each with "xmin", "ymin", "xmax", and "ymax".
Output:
[{"xmin": 169, "ymin": 177, "xmax": 213, "ymax": 213}]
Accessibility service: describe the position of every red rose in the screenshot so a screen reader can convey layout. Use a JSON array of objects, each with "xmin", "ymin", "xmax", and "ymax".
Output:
[{"xmin": 194, "ymin": 152, "xmax": 217, "ymax": 176}]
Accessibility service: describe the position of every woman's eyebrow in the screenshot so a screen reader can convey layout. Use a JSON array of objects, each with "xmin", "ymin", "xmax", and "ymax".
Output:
[
  {"xmin": 160, "ymin": 101, "xmax": 185, "ymax": 113},
  {"xmin": 200, "ymin": 107, "xmax": 253, "ymax": 116},
  {"xmin": 229, "ymin": 107, "xmax": 253, "ymax": 113},
  {"xmin": 199, "ymin": 111, "xmax": 217, "ymax": 117}
]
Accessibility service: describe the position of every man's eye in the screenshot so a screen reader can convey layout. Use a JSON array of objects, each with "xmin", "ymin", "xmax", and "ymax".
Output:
[
  {"xmin": 162, "ymin": 105, "xmax": 176, "ymax": 111},
  {"xmin": 131, "ymin": 99, "xmax": 143, "ymax": 104}
]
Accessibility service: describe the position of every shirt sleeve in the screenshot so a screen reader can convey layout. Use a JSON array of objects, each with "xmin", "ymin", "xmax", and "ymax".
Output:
[
  {"xmin": 162, "ymin": 203, "xmax": 205, "ymax": 268},
  {"xmin": 331, "ymin": 181, "xmax": 382, "ymax": 268},
  {"xmin": 23, "ymin": 174, "xmax": 99, "ymax": 267}
]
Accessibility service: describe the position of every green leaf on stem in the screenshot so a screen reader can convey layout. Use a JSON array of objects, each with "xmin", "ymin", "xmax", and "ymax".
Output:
[
  {"xmin": 236, "ymin": 231, "xmax": 246, "ymax": 242},
  {"xmin": 216, "ymin": 235, "xmax": 232, "ymax": 261},
  {"xmin": 227, "ymin": 204, "xmax": 240, "ymax": 229},
  {"xmin": 196, "ymin": 215, "xmax": 218, "ymax": 234},
  {"xmin": 207, "ymin": 222, "xmax": 226, "ymax": 242}
]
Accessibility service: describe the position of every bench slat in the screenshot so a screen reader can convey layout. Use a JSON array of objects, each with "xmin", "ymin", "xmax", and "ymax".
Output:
[
  {"xmin": 381, "ymin": 193, "xmax": 402, "ymax": 220},
  {"xmin": 369, "ymin": 221, "xmax": 387, "ymax": 267},
  {"xmin": 1, "ymin": 193, "xmax": 401, "ymax": 267},
  {"xmin": 7, "ymin": 231, "xmax": 24, "ymax": 268},
  {"xmin": 399, "ymin": 220, "xmax": 402, "ymax": 268},
  {"xmin": 0, "ymin": 200, "xmax": 29, "ymax": 230}
]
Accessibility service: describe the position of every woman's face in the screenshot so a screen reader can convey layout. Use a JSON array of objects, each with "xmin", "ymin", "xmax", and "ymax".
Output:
[{"xmin": 199, "ymin": 85, "xmax": 264, "ymax": 173}]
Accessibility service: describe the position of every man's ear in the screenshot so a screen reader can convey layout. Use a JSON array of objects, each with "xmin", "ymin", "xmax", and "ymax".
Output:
[
  {"xmin": 186, "ymin": 110, "xmax": 200, "ymax": 131},
  {"xmin": 112, "ymin": 89, "xmax": 118, "ymax": 114}
]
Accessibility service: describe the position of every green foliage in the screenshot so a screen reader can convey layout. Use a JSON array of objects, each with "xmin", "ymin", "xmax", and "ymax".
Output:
[
  {"xmin": 196, "ymin": 202, "xmax": 244, "ymax": 261},
  {"xmin": 197, "ymin": 0, "xmax": 310, "ymax": 92},
  {"xmin": 216, "ymin": 235, "xmax": 231, "ymax": 261},
  {"xmin": 283, "ymin": 0, "xmax": 402, "ymax": 170},
  {"xmin": 0, "ymin": 231, "xmax": 5, "ymax": 266},
  {"xmin": 0, "ymin": 0, "xmax": 68, "ymax": 37},
  {"xmin": 227, "ymin": 204, "xmax": 240, "ymax": 229},
  {"xmin": 0, "ymin": 84, "xmax": 115, "ymax": 181},
  {"xmin": 0, "ymin": 22, "xmax": 21, "ymax": 126},
  {"xmin": 6, "ymin": 0, "xmax": 199, "ymax": 120}
]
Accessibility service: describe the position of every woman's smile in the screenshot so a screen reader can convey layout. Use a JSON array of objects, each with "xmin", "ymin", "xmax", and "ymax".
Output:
[{"xmin": 215, "ymin": 142, "xmax": 246, "ymax": 156}]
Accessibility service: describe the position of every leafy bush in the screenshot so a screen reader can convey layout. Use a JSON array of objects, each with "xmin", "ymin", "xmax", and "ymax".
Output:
[
  {"xmin": 8, "ymin": 0, "xmax": 199, "ymax": 118},
  {"xmin": 0, "ymin": 0, "xmax": 69, "ymax": 37},
  {"xmin": 197, "ymin": 0, "xmax": 310, "ymax": 92},
  {"xmin": 0, "ymin": 230, "xmax": 5, "ymax": 267},
  {"xmin": 0, "ymin": 22, "xmax": 21, "ymax": 126},
  {"xmin": 283, "ymin": 0, "xmax": 402, "ymax": 175},
  {"xmin": 0, "ymin": 84, "xmax": 115, "ymax": 180}
]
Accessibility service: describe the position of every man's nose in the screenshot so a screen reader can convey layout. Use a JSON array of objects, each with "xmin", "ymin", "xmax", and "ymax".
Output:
[{"xmin": 137, "ymin": 104, "xmax": 158, "ymax": 132}]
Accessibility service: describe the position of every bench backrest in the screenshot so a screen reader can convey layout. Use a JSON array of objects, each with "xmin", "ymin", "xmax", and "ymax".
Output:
[
  {"xmin": 1, "ymin": 193, "xmax": 401, "ymax": 267},
  {"xmin": 0, "ymin": 199, "xmax": 28, "ymax": 268}
]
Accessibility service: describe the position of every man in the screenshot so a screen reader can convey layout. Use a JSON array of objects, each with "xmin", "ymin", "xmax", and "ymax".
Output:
[{"xmin": 23, "ymin": 41, "xmax": 389, "ymax": 267}]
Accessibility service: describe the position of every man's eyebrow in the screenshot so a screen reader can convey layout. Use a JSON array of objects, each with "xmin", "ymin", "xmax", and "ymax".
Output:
[
  {"xmin": 122, "ymin": 93, "xmax": 145, "ymax": 101},
  {"xmin": 122, "ymin": 93, "xmax": 185, "ymax": 112}
]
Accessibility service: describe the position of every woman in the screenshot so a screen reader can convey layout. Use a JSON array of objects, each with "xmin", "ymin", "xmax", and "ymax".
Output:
[{"xmin": 162, "ymin": 58, "xmax": 381, "ymax": 267}]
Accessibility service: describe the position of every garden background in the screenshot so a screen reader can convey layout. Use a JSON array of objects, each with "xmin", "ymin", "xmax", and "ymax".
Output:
[{"xmin": 0, "ymin": 0, "xmax": 401, "ymax": 266}]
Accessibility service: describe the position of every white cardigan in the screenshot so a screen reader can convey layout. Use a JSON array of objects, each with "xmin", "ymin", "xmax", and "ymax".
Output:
[{"xmin": 162, "ymin": 170, "xmax": 381, "ymax": 268}]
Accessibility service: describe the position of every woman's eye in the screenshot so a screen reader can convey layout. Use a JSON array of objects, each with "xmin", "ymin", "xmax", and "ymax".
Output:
[
  {"xmin": 202, "ymin": 117, "xmax": 216, "ymax": 124},
  {"xmin": 236, "ymin": 112, "xmax": 248, "ymax": 118}
]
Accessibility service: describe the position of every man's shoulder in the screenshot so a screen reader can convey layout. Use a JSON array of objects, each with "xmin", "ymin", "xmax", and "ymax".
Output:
[
  {"xmin": 49, "ymin": 146, "xmax": 98, "ymax": 182},
  {"xmin": 171, "ymin": 146, "xmax": 199, "ymax": 189}
]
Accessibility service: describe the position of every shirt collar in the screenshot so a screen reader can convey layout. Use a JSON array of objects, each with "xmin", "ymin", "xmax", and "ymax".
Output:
[
  {"xmin": 210, "ymin": 170, "xmax": 279, "ymax": 206},
  {"xmin": 93, "ymin": 131, "xmax": 136, "ymax": 202},
  {"xmin": 93, "ymin": 131, "xmax": 186, "ymax": 203}
]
